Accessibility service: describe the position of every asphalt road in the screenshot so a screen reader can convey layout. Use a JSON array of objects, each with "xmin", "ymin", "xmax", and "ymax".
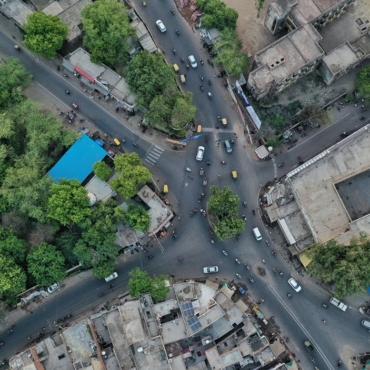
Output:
[{"xmin": 0, "ymin": 10, "xmax": 369, "ymax": 368}]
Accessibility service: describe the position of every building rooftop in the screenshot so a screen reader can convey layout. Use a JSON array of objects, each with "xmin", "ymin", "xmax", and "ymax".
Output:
[
  {"xmin": 0, "ymin": 0, "xmax": 33, "ymax": 25},
  {"xmin": 85, "ymin": 175, "xmax": 116, "ymax": 202},
  {"xmin": 251, "ymin": 24, "xmax": 324, "ymax": 86},
  {"xmin": 321, "ymin": 42, "xmax": 358, "ymax": 75},
  {"xmin": 48, "ymin": 134, "xmax": 107, "ymax": 183},
  {"xmin": 285, "ymin": 124, "xmax": 370, "ymax": 244}
]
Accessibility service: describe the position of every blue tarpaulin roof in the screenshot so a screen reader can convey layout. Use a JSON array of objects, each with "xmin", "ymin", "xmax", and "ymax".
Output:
[{"xmin": 49, "ymin": 134, "xmax": 107, "ymax": 183}]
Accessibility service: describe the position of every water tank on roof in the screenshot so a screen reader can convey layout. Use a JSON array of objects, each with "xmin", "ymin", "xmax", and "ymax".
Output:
[{"xmin": 87, "ymin": 192, "xmax": 97, "ymax": 206}]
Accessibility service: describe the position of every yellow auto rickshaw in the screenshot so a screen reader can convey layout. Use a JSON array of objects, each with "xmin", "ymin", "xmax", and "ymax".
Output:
[
  {"xmin": 222, "ymin": 118, "xmax": 228, "ymax": 127},
  {"xmin": 231, "ymin": 170, "xmax": 238, "ymax": 180},
  {"xmin": 163, "ymin": 184, "xmax": 169, "ymax": 194},
  {"xmin": 113, "ymin": 138, "xmax": 121, "ymax": 146},
  {"xmin": 173, "ymin": 64, "xmax": 179, "ymax": 73},
  {"xmin": 180, "ymin": 74, "xmax": 186, "ymax": 84},
  {"xmin": 197, "ymin": 125, "xmax": 202, "ymax": 134}
]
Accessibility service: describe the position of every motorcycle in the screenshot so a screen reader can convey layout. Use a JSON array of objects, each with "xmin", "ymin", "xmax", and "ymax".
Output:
[
  {"xmin": 221, "ymin": 160, "xmax": 227, "ymax": 164},
  {"xmin": 278, "ymin": 162, "xmax": 284, "ymax": 167},
  {"xmin": 266, "ymin": 240, "xmax": 270, "ymax": 246},
  {"xmin": 249, "ymin": 277, "xmax": 254, "ymax": 283},
  {"xmin": 181, "ymin": 58, "xmax": 185, "ymax": 63},
  {"xmin": 208, "ymin": 92, "xmax": 212, "ymax": 100},
  {"xmin": 235, "ymin": 258, "xmax": 241, "ymax": 264},
  {"xmin": 200, "ymin": 75, "xmax": 204, "ymax": 81},
  {"xmin": 210, "ymin": 239, "xmax": 215, "ymax": 244},
  {"xmin": 171, "ymin": 8, "xmax": 175, "ymax": 14},
  {"xmin": 287, "ymin": 293, "xmax": 292, "ymax": 298},
  {"xmin": 236, "ymin": 273, "xmax": 242, "ymax": 279},
  {"xmin": 279, "ymin": 272, "xmax": 283, "ymax": 276},
  {"xmin": 185, "ymin": 167, "xmax": 191, "ymax": 172},
  {"xmin": 63, "ymin": 74, "xmax": 69, "ymax": 78},
  {"xmin": 273, "ymin": 268, "xmax": 278, "ymax": 274},
  {"xmin": 200, "ymin": 85, "xmax": 204, "ymax": 91},
  {"xmin": 245, "ymin": 264, "xmax": 250, "ymax": 270},
  {"xmin": 241, "ymin": 215, "xmax": 247, "ymax": 222},
  {"xmin": 271, "ymin": 250, "xmax": 276, "ymax": 256},
  {"xmin": 200, "ymin": 60, "xmax": 204, "ymax": 65},
  {"xmin": 208, "ymin": 80, "xmax": 212, "ymax": 86},
  {"xmin": 243, "ymin": 201, "xmax": 247, "ymax": 207},
  {"xmin": 252, "ymin": 209, "xmax": 256, "ymax": 215},
  {"xmin": 175, "ymin": 30, "xmax": 180, "ymax": 35},
  {"xmin": 65, "ymin": 90, "xmax": 70, "ymax": 95},
  {"xmin": 322, "ymin": 303, "xmax": 328, "ymax": 308},
  {"xmin": 222, "ymin": 250, "xmax": 228, "ymax": 256},
  {"xmin": 172, "ymin": 49, "xmax": 176, "ymax": 54},
  {"xmin": 206, "ymin": 160, "xmax": 211, "ymax": 166},
  {"xmin": 98, "ymin": 292, "xmax": 104, "ymax": 297},
  {"xmin": 337, "ymin": 360, "xmax": 342, "ymax": 367}
]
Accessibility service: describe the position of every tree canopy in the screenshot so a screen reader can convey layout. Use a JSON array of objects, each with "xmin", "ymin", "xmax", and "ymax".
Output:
[
  {"xmin": 208, "ymin": 186, "xmax": 245, "ymax": 240},
  {"xmin": 0, "ymin": 255, "xmax": 27, "ymax": 300},
  {"xmin": 47, "ymin": 180, "xmax": 91, "ymax": 226},
  {"xmin": 125, "ymin": 204, "xmax": 150, "ymax": 231},
  {"xmin": 125, "ymin": 51, "xmax": 175, "ymax": 108},
  {"xmin": 93, "ymin": 161, "xmax": 112, "ymax": 181},
  {"xmin": 214, "ymin": 29, "xmax": 249, "ymax": 76},
  {"xmin": 170, "ymin": 92, "xmax": 197, "ymax": 130},
  {"xmin": 24, "ymin": 12, "xmax": 68, "ymax": 59},
  {"xmin": 355, "ymin": 65, "xmax": 370, "ymax": 100},
  {"xmin": 307, "ymin": 233, "xmax": 370, "ymax": 298},
  {"xmin": 111, "ymin": 153, "xmax": 151, "ymax": 199},
  {"xmin": 196, "ymin": 0, "xmax": 238, "ymax": 31},
  {"xmin": 27, "ymin": 242, "xmax": 66, "ymax": 286},
  {"xmin": 128, "ymin": 268, "xmax": 169, "ymax": 302},
  {"xmin": 81, "ymin": 0, "xmax": 135, "ymax": 65}
]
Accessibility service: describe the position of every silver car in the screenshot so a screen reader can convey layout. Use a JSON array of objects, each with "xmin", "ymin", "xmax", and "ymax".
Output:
[
  {"xmin": 203, "ymin": 266, "xmax": 219, "ymax": 274},
  {"xmin": 196, "ymin": 146, "xmax": 205, "ymax": 161},
  {"xmin": 156, "ymin": 20, "xmax": 166, "ymax": 33},
  {"xmin": 188, "ymin": 55, "xmax": 197, "ymax": 68}
]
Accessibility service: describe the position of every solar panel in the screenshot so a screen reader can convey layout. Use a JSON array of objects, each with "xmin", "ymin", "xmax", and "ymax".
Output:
[
  {"xmin": 182, "ymin": 302, "xmax": 195, "ymax": 317},
  {"xmin": 188, "ymin": 316, "xmax": 202, "ymax": 331}
]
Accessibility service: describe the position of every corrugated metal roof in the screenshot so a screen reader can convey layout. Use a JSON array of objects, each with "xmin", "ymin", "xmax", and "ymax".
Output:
[{"xmin": 48, "ymin": 134, "xmax": 107, "ymax": 183}]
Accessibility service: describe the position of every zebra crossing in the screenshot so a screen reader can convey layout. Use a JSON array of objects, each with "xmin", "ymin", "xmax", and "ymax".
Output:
[{"xmin": 144, "ymin": 144, "xmax": 164, "ymax": 166}]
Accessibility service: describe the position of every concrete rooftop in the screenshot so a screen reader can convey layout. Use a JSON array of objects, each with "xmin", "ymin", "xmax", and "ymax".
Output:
[{"xmin": 286, "ymin": 124, "xmax": 370, "ymax": 244}]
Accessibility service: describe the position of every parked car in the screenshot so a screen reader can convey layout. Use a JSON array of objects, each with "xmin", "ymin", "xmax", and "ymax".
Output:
[
  {"xmin": 288, "ymin": 277, "xmax": 302, "ymax": 292},
  {"xmin": 203, "ymin": 266, "xmax": 218, "ymax": 274},
  {"xmin": 47, "ymin": 282, "xmax": 60, "ymax": 294},
  {"xmin": 188, "ymin": 55, "xmax": 197, "ymax": 68},
  {"xmin": 156, "ymin": 20, "xmax": 166, "ymax": 32},
  {"xmin": 224, "ymin": 140, "xmax": 232, "ymax": 153},
  {"xmin": 105, "ymin": 272, "xmax": 118, "ymax": 282},
  {"xmin": 196, "ymin": 146, "xmax": 205, "ymax": 161}
]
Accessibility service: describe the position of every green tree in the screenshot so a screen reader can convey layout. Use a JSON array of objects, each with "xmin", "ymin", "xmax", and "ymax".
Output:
[
  {"xmin": 270, "ymin": 114, "xmax": 285, "ymax": 131},
  {"xmin": 92, "ymin": 258, "xmax": 116, "ymax": 279},
  {"xmin": 81, "ymin": 0, "xmax": 135, "ymax": 65},
  {"xmin": 128, "ymin": 268, "xmax": 169, "ymax": 302},
  {"xmin": 170, "ymin": 92, "xmax": 197, "ymax": 130},
  {"xmin": 214, "ymin": 29, "xmax": 249, "ymax": 75},
  {"xmin": 345, "ymin": 93, "xmax": 354, "ymax": 102},
  {"xmin": 23, "ymin": 12, "xmax": 68, "ymax": 59},
  {"xmin": 125, "ymin": 204, "xmax": 150, "ymax": 231},
  {"xmin": 208, "ymin": 186, "xmax": 244, "ymax": 240},
  {"xmin": 55, "ymin": 230, "xmax": 81, "ymax": 266},
  {"xmin": 145, "ymin": 95, "xmax": 172, "ymax": 129},
  {"xmin": 0, "ymin": 154, "xmax": 53, "ymax": 222},
  {"xmin": 255, "ymin": 0, "xmax": 265, "ymax": 17},
  {"xmin": 0, "ymin": 255, "xmax": 27, "ymax": 298},
  {"xmin": 126, "ymin": 51, "xmax": 175, "ymax": 108},
  {"xmin": 0, "ymin": 58, "xmax": 32, "ymax": 108},
  {"xmin": 27, "ymin": 242, "xmax": 66, "ymax": 286},
  {"xmin": 307, "ymin": 233, "xmax": 370, "ymax": 298},
  {"xmin": 355, "ymin": 65, "xmax": 370, "ymax": 100},
  {"xmin": 111, "ymin": 153, "xmax": 151, "ymax": 199},
  {"xmin": 47, "ymin": 179, "xmax": 91, "ymax": 226},
  {"xmin": 0, "ymin": 227, "xmax": 28, "ymax": 265},
  {"xmin": 196, "ymin": 0, "xmax": 238, "ymax": 31},
  {"xmin": 93, "ymin": 161, "xmax": 112, "ymax": 181},
  {"xmin": 74, "ymin": 200, "xmax": 124, "ymax": 270}
]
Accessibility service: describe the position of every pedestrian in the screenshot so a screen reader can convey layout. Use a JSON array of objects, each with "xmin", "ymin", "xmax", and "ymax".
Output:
[
  {"xmin": 28, "ymin": 336, "xmax": 31, "ymax": 340},
  {"xmin": 12, "ymin": 35, "xmax": 15, "ymax": 39},
  {"xmin": 213, "ymin": 74, "xmax": 216, "ymax": 78}
]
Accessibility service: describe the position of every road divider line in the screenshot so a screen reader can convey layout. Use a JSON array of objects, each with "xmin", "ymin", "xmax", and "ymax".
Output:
[{"xmin": 268, "ymin": 285, "xmax": 335, "ymax": 370}]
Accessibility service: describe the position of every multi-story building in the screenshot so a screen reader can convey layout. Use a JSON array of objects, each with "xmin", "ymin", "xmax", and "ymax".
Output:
[{"xmin": 247, "ymin": 0, "xmax": 370, "ymax": 100}]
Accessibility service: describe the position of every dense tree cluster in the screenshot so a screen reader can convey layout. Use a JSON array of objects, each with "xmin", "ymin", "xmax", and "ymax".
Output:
[
  {"xmin": 208, "ymin": 186, "xmax": 245, "ymax": 240},
  {"xmin": 355, "ymin": 65, "xmax": 370, "ymax": 100},
  {"xmin": 307, "ymin": 233, "xmax": 370, "ymax": 298},
  {"xmin": 0, "ymin": 59, "xmax": 153, "ymax": 303}
]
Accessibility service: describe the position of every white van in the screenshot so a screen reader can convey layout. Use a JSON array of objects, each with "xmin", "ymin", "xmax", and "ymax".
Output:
[
  {"xmin": 105, "ymin": 272, "xmax": 118, "ymax": 282},
  {"xmin": 361, "ymin": 319, "xmax": 370, "ymax": 329},
  {"xmin": 253, "ymin": 227, "xmax": 262, "ymax": 241}
]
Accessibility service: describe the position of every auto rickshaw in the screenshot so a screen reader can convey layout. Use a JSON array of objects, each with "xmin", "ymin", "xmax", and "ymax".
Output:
[
  {"xmin": 163, "ymin": 184, "xmax": 169, "ymax": 194},
  {"xmin": 231, "ymin": 170, "xmax": 238, "ymax": 180},
  {"xmin": 222, "ymin": 118, "xmax": 228, "ymax": 127},
  {"xmin": 72, "ymin": 103, "xmax": 78, "ymax": 109},
  {"xmin": 113, "ymin": 138, "xmax": 121, "ymax": 146},
  {"xmin": 173, "ymin": 64, "xmax": 179, "ymax": 73},
  {"xmin": 180, "ymin": 74, "xmax": 186, "ymax": 84}
]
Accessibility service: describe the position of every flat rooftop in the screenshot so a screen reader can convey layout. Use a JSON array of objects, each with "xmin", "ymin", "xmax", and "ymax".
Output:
[
  {"xmin": 321, "ymin": 43, "xmax": 358, "ymax": 74},
  {"xmin": 252, "ymin": 24, "xmax": 323, "ymax": 86},
  {"xmin": 286, "ymin": 124, "xmax": 370, "ymax": 244},
  {"xmin": 318, "ymin": 0, "xmax": 370, "ymax": 53}
]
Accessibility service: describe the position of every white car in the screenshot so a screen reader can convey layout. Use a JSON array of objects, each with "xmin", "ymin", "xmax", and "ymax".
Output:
[
  {"xmin": 288, "ymin": 278, "xmax": 302, "ymax": 292},
  {"xmin": 188, "ymin": 55, "xmax": 197, "ymax": 68},
  {"xmin": 156, "ymin": 20, "xmax": 166, "ymax": 33},
  {"xmin": 47, "ymin": 282, "xmax": 60, "ymax": 294},
  {"xmin": 203, "ymin": 266, "xmax": 219, "ymax": 274},
  {"xmin": 105, "ymin": 272, "xmax": 118, "ymax": 282},
  {"xmin": 196, "ymin": 146, "xmax": 205, "ymax": 161}
]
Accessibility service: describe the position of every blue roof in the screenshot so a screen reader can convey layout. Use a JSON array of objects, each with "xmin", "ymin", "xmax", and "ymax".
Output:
[{"xmin": 49, "ymin": 134, "xmax": 107, "ymax": 183}]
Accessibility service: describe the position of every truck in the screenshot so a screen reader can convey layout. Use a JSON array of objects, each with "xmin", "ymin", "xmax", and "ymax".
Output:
[{"xmin": 329, "ymin": 297, "xmax": 347, "ymax": 311}]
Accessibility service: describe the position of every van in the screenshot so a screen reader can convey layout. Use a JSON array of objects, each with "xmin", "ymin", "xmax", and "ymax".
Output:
[
  {"xmin": 105, "ymin": 272, "xmax": 118, "ymax": 282},
  {"xmin": 252, "ymin": 227, "xmax": 262, "ymax": 241},
  {"xmin": 197, "ymin": 125, "xmax": 202, "ymax": 134},
  {"xmin": 361, "ymin": 319, "xmax": 370, "ymax": 329}
]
